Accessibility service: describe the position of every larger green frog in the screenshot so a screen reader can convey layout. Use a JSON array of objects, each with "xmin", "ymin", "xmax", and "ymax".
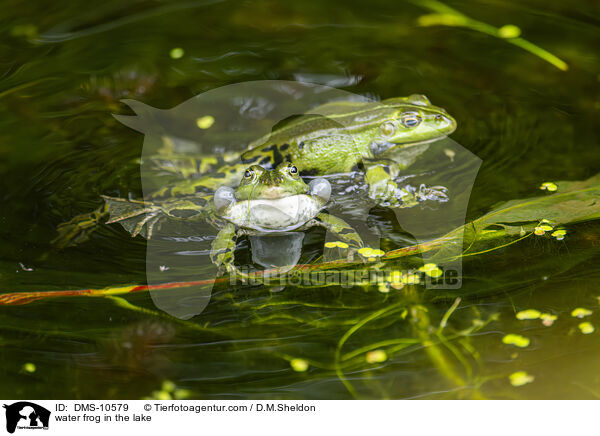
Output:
[
  {"xmin": 151, "ymin": 94, "xmax": 456, "ymax": 207},
  {"xmin": 53, "ymin": 94, "xmax": 455, "ymax": 248}
]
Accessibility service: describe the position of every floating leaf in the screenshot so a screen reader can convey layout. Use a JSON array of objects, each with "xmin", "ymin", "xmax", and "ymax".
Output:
[
  {"xmin": 358, "ymin": 247, "xmax": 384, "ymax": 258},
  {"xmin": 470, "ymin": 175, "xmax": 600, "ymax": 238},
  {"xmin": 419, "ymin": 263, "xmax": 443, "ymax": 278},
  {"xmin": 378, "ymin": 283, "xmax": 390, "ymax": 293},
  {"xmin": 169, "ymin": 47, "xmax": 184, "ymax": 59},
  {"xmin": 502, "ymin": 334, "xmax": 530, "ymax": 348},
  {"xmin": 290, "ymin": 358, "xmax": 309, "ymax": 372},
  {"xmin": 366, "ymin": 350, "xmax": 388, "ymax": 364},
  {"xmin": 22, "ymin": 363, "xmax": 36, "ymax": 373},
  {"xmin": 509, "ymin": 371, "xmax": 534, "ymax": 387},
  {"xmin": 578, "ymin": 322, "xmax": 595, "ymax": 334},
  {"xmin": 540, "ymin": 313, "xmax": 557, "ymax": 326},
  {"xmin": 571, "ymin": 308, "xmax": 592, "ymax": 318},
  {"xmin": 196, "ymin": 115, "xmax": 215, "ymax": 129},
  {"xmin": 498, "ymin": 24, "xmax": 521, "ymax": 39},
  {"xmin": 516, "ymin": 309, "xmax": 541, "ymax": 320},
  {"xmin": 540, "ymin": 182, "xmax": 558, "ymax": 191}
]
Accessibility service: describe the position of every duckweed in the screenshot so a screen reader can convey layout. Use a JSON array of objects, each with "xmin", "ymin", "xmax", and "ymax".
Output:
[
  {"xmin": 161, "ymin": 380, "xmax": 176, "ymax": 392},
  {"xmin": 418, "ymin": 263, "xmax": 443, "ymax": 278},
  {"xmin": 516, "ymin": 309, "xmax": 541, "ymax": 320},
  {"xmin": 22, "ymin": 362, "xmax": 36, "ymax": 373},
  {"xmin": 402, "ymin": 273, "xmax": 421, "ymax": 285},
  {"xmin": 358, "ymin": 247, "xmax": 385, "ymax": 258},
  {"xmin": 509, "ymin": 371, "xmax": 534, "ymax": 387},
  {"xmin": 290, "ymin": 358, "xmax": 309, "ymax": 372},
  {"xmin": 571, "ymin": 308, "xmax": 592, "ymax": 318},
  {"xmin": 366, "ymin": 350, "xmax": 388, "ymax": 364},
  {"xmin": 387, "ymin": 271, "xmax": 405, "ymax": 289},
  {"xmin": 578, "ymin": 322, "xmax": 595, "ymax": 334},
  {"xmin": 378, "ymin": 283, "xmax": 390, "ymax": 293},
  {"xmin": 540, "ymin": 313, "xmax": 557, "ymax": 326},
  {"xmin": 540, "ymin": 182, "xmax": 558, "ymax": 191},
  {"xmin": 502, "ymin": 334, "xmax": 530, "ymax": 348},
  {"xmin": 498, "ymin": 24, "xmax": 521, "ymax": 39},
  {"xmin": 169, "ymin": 47, "xmax": 184, "ymax": 59},
  {"xmin": 196, "ymin": 115, "xmax": 215, "ymax": 129},
  {"xmin": 152, "ymin": 390, "xmax": 172, "ymax": 400}
]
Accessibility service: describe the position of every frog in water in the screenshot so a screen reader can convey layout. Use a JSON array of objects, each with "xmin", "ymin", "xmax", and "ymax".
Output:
[
  {"xmin": 53, "ymin": 94, "xmax": 455, "ymax": 248},
  {"xmin": 151, "ymin": 94, "xmax": 456, "ymax": 207},
  {"xmin": 210, "ymin": 161, "xmax": 362, "ymax": 273},
  {"xmin": 59, "ymin": 162, "xmax": 362, "ymax": 273}
]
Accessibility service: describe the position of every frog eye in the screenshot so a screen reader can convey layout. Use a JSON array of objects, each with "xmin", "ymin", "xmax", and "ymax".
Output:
[
  {"xmin": 289, "ymin": 165, "xmax": 298, "ymax": 175},
  {"xmin": 380, "ymin": 121, "xmax": 396, "ymax": 137},
  {"xmin": 401, "ymin": 112, "xmax": 422, "ymax": 128},
  {"xmin": 244, "ymin": 169, "xmax": 254, "ymax": 179}
]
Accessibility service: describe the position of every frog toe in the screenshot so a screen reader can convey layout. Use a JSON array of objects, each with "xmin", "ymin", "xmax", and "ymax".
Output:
[
  {"xmin": 52, "ymin": 204, "xmax": 109, "ymax": 249},
  {"xmin": 417, "ymin": 184, "xmax": 449, "ymax": 202},
  {"xmin": 368, "ymin": 180, "xmax": 402, "ymax": 206}
]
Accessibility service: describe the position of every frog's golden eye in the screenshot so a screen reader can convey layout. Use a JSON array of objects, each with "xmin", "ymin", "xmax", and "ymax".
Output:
[
  {"xmin": 289, "ymin": 165, "xmax": 298, "ymax": 175},
  {"xmin": 380, "ymin": 121, "xmax": 396, "ymax": 137},
  {"xmin": 244, "ymin": 169, "xmax": 254, "ymax": 179},
  {"xmin": 401, "ymin": 112, "xmax": 422, "ymax": 128}
]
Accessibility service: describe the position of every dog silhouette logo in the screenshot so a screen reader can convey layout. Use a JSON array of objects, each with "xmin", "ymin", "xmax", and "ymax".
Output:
[{"xmin": 3, "ymin": 402, "xmax": 50, "ymax": 433}]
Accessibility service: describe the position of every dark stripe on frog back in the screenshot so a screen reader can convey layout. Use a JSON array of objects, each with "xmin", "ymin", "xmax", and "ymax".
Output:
[{"xmin": 241, "ymin": 143, "xmax": 291, "ymax": 169}]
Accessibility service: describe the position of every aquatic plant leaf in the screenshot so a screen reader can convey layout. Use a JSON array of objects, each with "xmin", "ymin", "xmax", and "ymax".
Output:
[
  {"xmin": 471, "ymin": 174, "xmax": 600, "ymax": 237},
  {"xmin": 8, "ymin": 174, "xmax": 600, "ymax": 305}
]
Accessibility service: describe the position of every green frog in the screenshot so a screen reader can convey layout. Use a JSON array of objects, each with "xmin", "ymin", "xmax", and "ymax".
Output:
[
  {"xmin": 210, "ymin": 161, "xmax": 363, "ymax": 273},
  {"xmin": 68, "ymin": 162, "xmax": 362, "ymax": 273},
  {"xmin": 151, "ymin": 94, "xmax": 456, "ymax": 207},
  {"xmin": 53, "ymin": 94, "xmax": 455, "ymax": 248}
]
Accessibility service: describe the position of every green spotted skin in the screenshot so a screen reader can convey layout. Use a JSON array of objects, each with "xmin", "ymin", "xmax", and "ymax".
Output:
[
  {"xmin": 151, "ymin": 95, "xmax": 456, "ymax": 199},
  {"xmin": 210, "ymin": 223, "xmax": 237, "ymax": 273}
]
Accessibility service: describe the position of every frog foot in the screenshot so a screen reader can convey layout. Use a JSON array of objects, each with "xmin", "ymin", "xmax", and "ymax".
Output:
[
  {"xmin": 101, "ymin": 196, "xmax": 168, "ymax": 239},
  {"xmin": 52, "ymin": 204, "xmax": 109, "ymax": 249},
  {"xmin": 389, "ymin": 184, "xmax": 449, "ymax": 208},
  {"xmin": 368, "ymin": 179, "xmax": 402, "ymax": 207},
  {"xmin": 415, "ymin": 184, "xmax": 449, "ymax": 203}
]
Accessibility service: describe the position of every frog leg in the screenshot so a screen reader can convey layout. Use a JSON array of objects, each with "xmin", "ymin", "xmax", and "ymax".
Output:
[
  {"xmin": 364, "ymin": 160, "xmax": 448, "ymax": 207},
  {"xmin": 52, "ymin": 204, "xmax": 109, "ymax": 249},
  {"xmin": 364, "ymin": 159, "xmax": 402, "ymax": 206},
  {"xmin": 210, "ymin": 223, "xmax": 237, "ymax": 274},
  {"xmin": 151, "ymin": 164, "xmax": 244, "ymax": 198},
  {"xmin": 102, "ymin": 194, "xmax": 213, "ymax": 239}
]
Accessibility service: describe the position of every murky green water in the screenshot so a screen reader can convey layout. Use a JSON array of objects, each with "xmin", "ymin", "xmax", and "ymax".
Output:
[{"xmin": 1, "ymin": 0, "xmax": 599, "ymax": 399}]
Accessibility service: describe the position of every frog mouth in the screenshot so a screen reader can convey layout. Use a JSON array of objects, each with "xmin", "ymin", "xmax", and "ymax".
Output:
[
  {"xmin": 370, "ymin": 132, "xmax": 454, "ymax": 156},
  {"xmin": 253, "ymin": 186, "xmax": 300, "ymax": 200}
]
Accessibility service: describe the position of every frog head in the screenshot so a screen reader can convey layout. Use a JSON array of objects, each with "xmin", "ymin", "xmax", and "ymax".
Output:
[
  {"xmin": 367, "ymin": 94, "xmax": 457, "ymax": 156},
  {"xmin": 234, "ymin": 162, "xmax": 308, "ymax": 200},
  {"xmin": 214, "ymin": 162, "xmax": 331, "ymax": 231}
]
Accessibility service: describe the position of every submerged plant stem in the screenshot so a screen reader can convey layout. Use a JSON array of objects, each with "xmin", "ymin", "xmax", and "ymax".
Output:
[{"xmin": 413, "ymin": 0, "xmax": 568, "ymax": 71}]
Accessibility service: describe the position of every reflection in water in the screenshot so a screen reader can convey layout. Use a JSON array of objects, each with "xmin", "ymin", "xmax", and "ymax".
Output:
[{"xmin": 249, "ymin": 232, "xmax": 304, "ymax": 273}]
